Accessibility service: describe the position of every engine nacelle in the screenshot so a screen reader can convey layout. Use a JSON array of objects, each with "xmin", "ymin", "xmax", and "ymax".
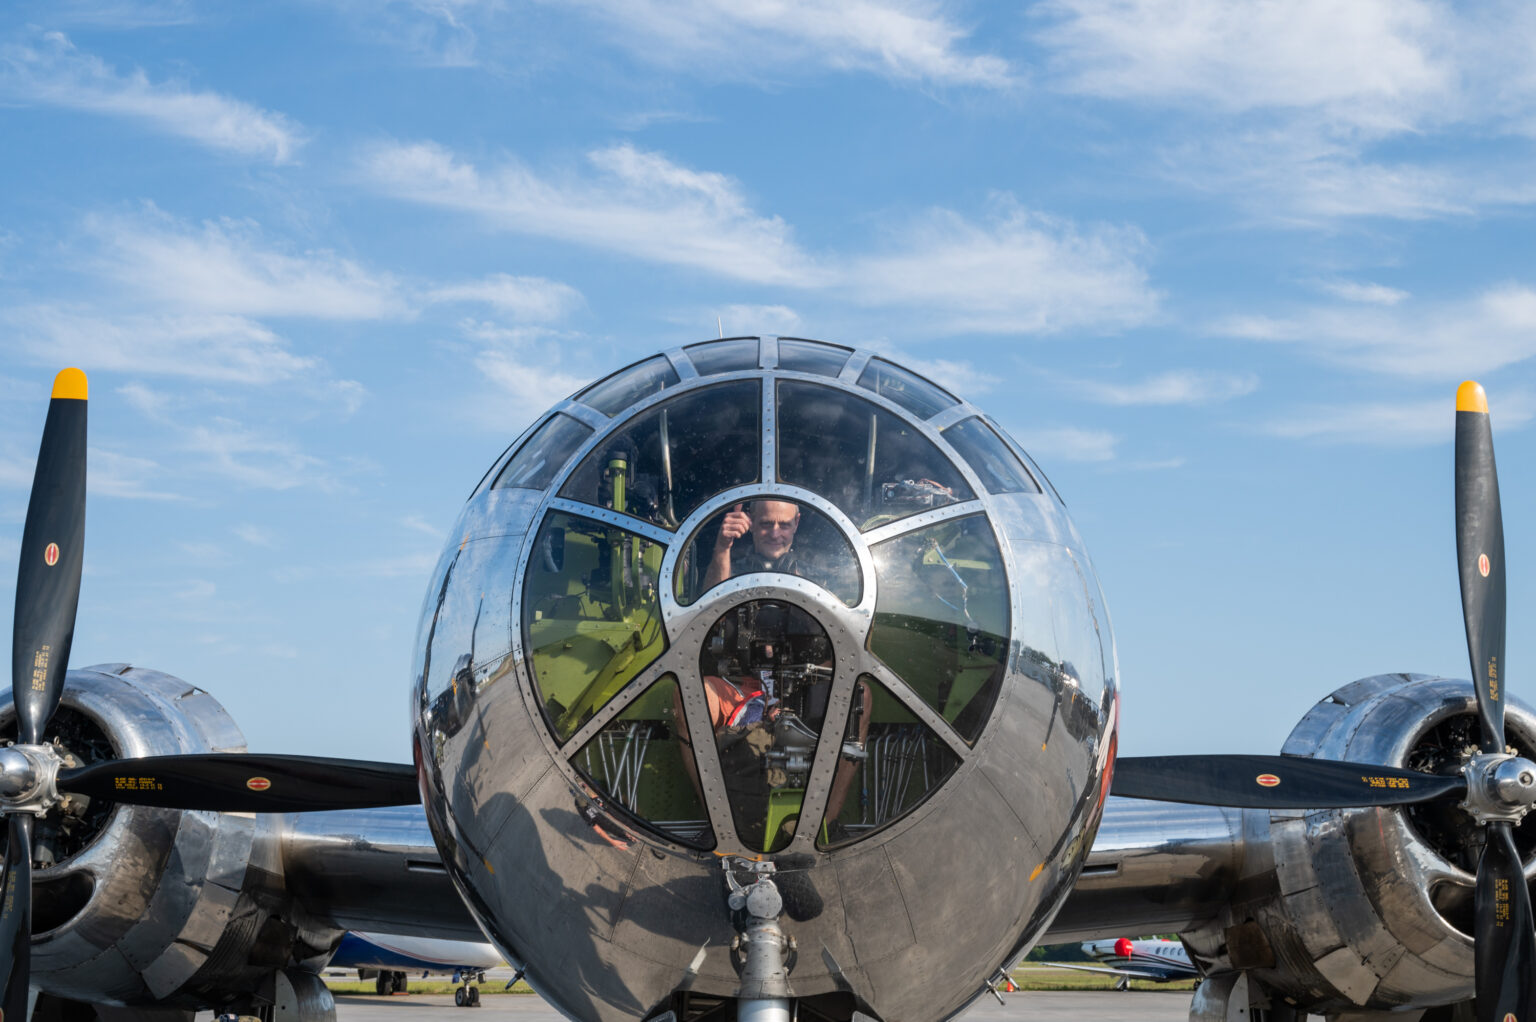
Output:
[
  {"xmin": 5, "ymin": 665, "xmax": 342, "ymax": 1011},
  {"xmin": 1183, "ymin": 673, "xmax": 1536, "ymax": 1017}
]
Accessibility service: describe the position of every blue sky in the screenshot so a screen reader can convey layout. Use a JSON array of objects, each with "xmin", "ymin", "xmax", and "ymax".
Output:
[{"xmin": 3, "ymin": 1, "xmax": 1536, "ymax": 762}]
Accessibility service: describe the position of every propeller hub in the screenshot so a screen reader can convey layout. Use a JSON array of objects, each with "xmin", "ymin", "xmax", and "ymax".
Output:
[
  {"xmin": 0, "ymin": 743, "xmax": 62, "ymax": 814},
  {"xmin": 1461, "ymin": 752, "xmax": 1536, "ymax": 825}
]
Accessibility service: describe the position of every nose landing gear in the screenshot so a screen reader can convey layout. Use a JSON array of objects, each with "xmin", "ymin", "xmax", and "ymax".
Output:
[{"xmin": 452, "ymin": 971, "xmax": 485, "ymax": 1007}]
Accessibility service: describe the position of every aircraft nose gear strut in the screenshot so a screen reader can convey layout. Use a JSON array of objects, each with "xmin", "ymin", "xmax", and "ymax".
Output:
[{"xmin": 725, "ymin": 858, "xmax": 797, "ymax": 1022}]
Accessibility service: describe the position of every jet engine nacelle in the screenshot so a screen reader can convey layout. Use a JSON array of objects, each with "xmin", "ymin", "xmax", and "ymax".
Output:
[
  {"xmin": 1182, "ymin": 673, "xmax": 1536, "ymax": 1017},
  {"xmin": 6, "ymin": 665, "xmax": 340, "ymax": 1011}
]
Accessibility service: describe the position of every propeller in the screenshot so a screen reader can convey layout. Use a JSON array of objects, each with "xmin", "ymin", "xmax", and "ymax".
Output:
[
  {"xmin": 1, "ymin": 371, "xmax": 422, "ymax": 1019},
  {"xmin": 1111, "ymin": 380, "xmax": 1536, "ymax": 1022}
]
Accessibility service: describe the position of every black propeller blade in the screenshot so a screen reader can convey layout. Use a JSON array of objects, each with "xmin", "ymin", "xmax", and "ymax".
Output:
[
  {"xmin": 1455, "ymin": 380, "xmax": 1508, "ymax": 755},
  {"xmin": 1475, "ymin": 821, "xmax": 1535, "ymax": 1020},
  {"xmin": 0, "ymin": 815, "xmax": 31, "ymax": 1022},
  {"xmin": 12, "ymin": 369, "xmax": 87, "ymax": 746},
  {"xmin": 59, "ymin": 754, "xmax": 420, "ymax": 812},
  {"xmin": 1111, "ymin": 754, "xmax": 1466, "ymax": 809}
]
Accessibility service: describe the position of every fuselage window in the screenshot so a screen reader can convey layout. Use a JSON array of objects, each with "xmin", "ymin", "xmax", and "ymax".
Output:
[
  {"xmin": 856, "ymin": 358, "xmax": 961, "ymax": 420},
  {"xmin": 492, "ymin": 413, "xmax": 594, "ymax": 491},
  {"xmin": 866, "ymin": 514, "xmax": 1009, "ymax": 744},
  {"xmin": 572, "ymin": 674, "xmax": 714, "ymax": 850},
  {"xmin": 697, "ymin": 600, "xmax": 833, "ymax": 853},
  {"xmin": 941, "ymin": 417, "xmax": 1041, "ymax": 495},
  {"xmin": 684, "ymin": 338, "xmax": 761, "ymax": 375},
  {"xmin": 818, "ymin": 675, "xmax": 960, "ymax": 848},
  {"xmin": 675, "ymin": 498, "xmax": 861, "ymax": 608},
  {"xmin": 522, "ymin": 512, "xmax": 668, "ymax": 743},
  {"xmin": 560, "ymin": 381, "xmax": 761, "ymax": 530},
  {"xmin": 575, "ymin": 355, "xmax": 680, "ymax": 417},
  {"xmin": 777, "ymin": 339, "xmax": 852, "ymax": 378},
  {"xmin": 777, "ymin": 381, "xmax": 973, "ymax": 531}
]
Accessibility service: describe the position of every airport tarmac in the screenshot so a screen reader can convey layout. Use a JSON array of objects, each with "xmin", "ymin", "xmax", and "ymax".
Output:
[{"xmin": 326, "ymin": 990, "xmax": 1194, "ymax": 1021}]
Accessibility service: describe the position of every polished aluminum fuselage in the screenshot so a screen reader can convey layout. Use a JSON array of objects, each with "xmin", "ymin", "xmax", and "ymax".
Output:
[{"xmin": 410, "ymin": 341, "xmax": 1118, "ymax": 1022}]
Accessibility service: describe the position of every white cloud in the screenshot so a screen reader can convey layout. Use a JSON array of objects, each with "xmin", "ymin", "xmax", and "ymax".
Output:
[
  {"xmin": 427, "ymin": 274, "xmax": 584, "ymax": 321},
  {"xmin": 1015, "ymin": 426, "xmax": 1118, "ymax": 462},
  {"xmin": 6, "ymin": 306, "xmax": 317, "ymax": 385},
  {"xmin": 184, "ymin": 419, "xmax": 329, "ymax": 491},
  {"xmin": 401, "ymin": 514, "xmax": 444, "ymax": 538},
  {"xmin": 89, "ymin": 448, "xmax": 184, "ymax": 500},
  {"xmin": 233, "ymin": 523, "xmax": 279, "ymax": 548},
  {"xmin": 1264, "ymin": 393, "xmax": 1536, "ymax": 445},
  {"xmin": 1036, "ymin": 0, "xmax": 1455, "ymax": 133},
  {"xmin": 87, "ymin": 209, "xmax": 404, "ymax": 320},
  {"xmin": 562, "ymin": 0, "xmax": 1014, "ymax": 87},
  {"xmin": 367, "ymin": 143, "xmax": 1158, "ymax": 333},
  {"xmin": 1214, "ymin": 283, "xmax": 1536, "ymax": 379},
  {"xmin": 717, "ymin": 304, "xmax": 802, "ymax": 335},
  {"xmin": 364, "ymin": 140, "xmax": 816, "ymax": 285},
  {"xmin": 1314, "ymin": 278, "xmax": 1410, "ymax": 306},
  {"xmin": 1033, "ymin": 2, "xmax": 1536, "ymax": 221},
  {"xmin": 848, "ymin": 199, "xmax": 1159, "ymax": 332},
  {"xmin": 451, "ymin": 319, "xmax": 595, "ymax": 429},
  {"xmin": 0, "ymin": 32, "xmax": 304, "ymax": 163},
  {"xmin": 1071, "ymin": 369, "xmax": 1257, "ymax": 405}
]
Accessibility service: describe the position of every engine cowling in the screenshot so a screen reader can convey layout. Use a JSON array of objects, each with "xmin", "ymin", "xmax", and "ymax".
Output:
[
  {"xmin": 5, "ymin": 664, "xmax": 342, "ymax": 1010},
  {"xmin": 1182, "ymin": 673, "xmax": 1536, "ymax": 1017}
]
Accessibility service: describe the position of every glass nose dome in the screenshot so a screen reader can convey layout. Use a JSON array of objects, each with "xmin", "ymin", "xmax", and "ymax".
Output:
[{"xmin": 497, "ymin": 338, "xmax": 1066, "ymax": 855}]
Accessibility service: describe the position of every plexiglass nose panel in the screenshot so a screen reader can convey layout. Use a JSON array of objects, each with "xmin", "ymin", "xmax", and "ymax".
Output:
[
  {"xmin": 523, "ymin": 512, "xmax": 668, "ymax": 743},
  {"xmin": 561, "ymin": 380, "xmax": 760, "ymax": 530},
  {"xmin": 674, "ymin": 498, "xmax": 861, "ymax": 607},
  {"xmin": 867, "ymin": 514, "xmax": 1009, "ymax": 744},
  {"xmin": 776, "ymin": 381, "xmax": 973, "ymax": 530},
  {"xmin": 572, "ymin": 674, "xmax": 714, "ymax": 850},
  {"xmin": 697, "ymin": 600, "xmax": 833, "ymax": 853},
  {"xmin": 819, "ymin": 675, "xmax": 960, "ymax": 848}
]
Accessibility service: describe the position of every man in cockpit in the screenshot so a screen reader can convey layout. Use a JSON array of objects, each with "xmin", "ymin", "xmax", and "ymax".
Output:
[{"xmin": 703, "ymin": 499, "xmax": 805, "ymax": 589}]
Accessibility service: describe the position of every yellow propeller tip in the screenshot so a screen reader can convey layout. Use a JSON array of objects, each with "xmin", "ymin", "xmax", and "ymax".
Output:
[
  {"xmin": 1456, "ymin": 380, "xmax": 1487, "ymax": 414},
  {"xmin": 52, "ymin": 367, "xmax": 88, "ymax": 401}
]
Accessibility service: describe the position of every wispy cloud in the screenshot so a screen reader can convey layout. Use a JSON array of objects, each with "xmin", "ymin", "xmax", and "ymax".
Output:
[
  {"xmin": 1213, "ymin": 283, "xmax": 1536, "ymax": 379},
  {"xmin": 562, "ymin": 0, "xmax": 1014, "ymax": 87},
  {"xmin": 89, "ymin": 448, "xmax": 184, "ymax": 500},
  {"xmin": 233, "ymin": 523, "xmax": 279, "ymax": 548},
  {"xmin": 367, "ymin": 143, "xmax": 1159, "ymax": 333},
  {"xmin": 847, "ymin": 199, "xmax": 1159, "ymax": 332},
  {"xmin": 87, "ymin": 208, "xmax": 404, "ymax": 319},
  {"xmin": 1037, "ymin": 0, "xmax": 1454, "ymax": 133},
  {"xmin": 427, "ymin": 273, "xmax": 584, "ymax": 321},
  {"xmin": 0, "ymin": 32, "xmax": 304, "ymax": 163},
  {"xmin": 1033, "ymin": 1, "xmax": 1536, "ymax": 221},
  {"xmin": 1068, "ymin": 368, "xmax": 1257, "ymax": 405},
  {"xmin": 1264, "ymin": 393, "xmax": 1536, "ymax": 445},
  {"xmin": 716, "ymin": 304, "xmax": 802, "ymax": 335},
  {"xmin": 1313, "ymin": 277, "xmax": 1410, "ymax": 306},
  {"xmin": 1016, "ymin": 426, "xmax": 1118, "ymax": 462},
  {"xmin": 184, "ymin": 419, "xmax": 331, "ymax": 490},
  {"xmin": 464, "ymin": 322, "xmax": 594, "ymax": 422},
  {"xmin": 6, "ymin": 307, "xmax": 317, "ymax": 385},
  {"xmin": 364, "ymin": 140, "xmax": 816, "ymax": 285}
]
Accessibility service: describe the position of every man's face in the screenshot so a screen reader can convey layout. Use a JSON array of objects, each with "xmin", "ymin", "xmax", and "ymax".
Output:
[{"xmin": 750, "ymin": 501, "xmax": 800, "ymax": 560}]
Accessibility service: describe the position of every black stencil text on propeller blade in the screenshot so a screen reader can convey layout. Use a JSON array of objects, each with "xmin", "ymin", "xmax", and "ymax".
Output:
[
  {"xmin": 58, "ymin": 754, "xmax": 421, "ymax": 812},
  {"xmin": 1111, "ymin": 755, "xmax": 1466, "ymax": 809}
]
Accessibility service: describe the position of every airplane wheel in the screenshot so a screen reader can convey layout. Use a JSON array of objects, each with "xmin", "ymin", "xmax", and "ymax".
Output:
[
  {"xmin": 393, "ymin": 972, "xmax": 408, "ymax": 994},
  {"xmin": 454, "ymin": 988, "xmax": 466, "ymax": 1007},
  {"xmin": 469, "ymin": 987, "xmax": 481, "ymax": 1006},
  {"xmin": 375, "ymin": 975, "xmax": 390, "ymax": 996}
]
